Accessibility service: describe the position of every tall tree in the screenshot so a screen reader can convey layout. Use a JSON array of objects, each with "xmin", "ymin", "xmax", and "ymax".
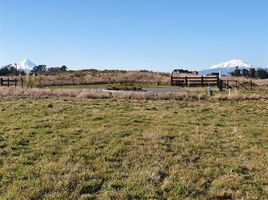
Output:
[
  {"xmin": 249, "ymin": 68, "xmax": 256, "ymax": 78},
  {"xmin": 32, "ymin": 65, "xmax": 47, "ymax": 73},
  {"xmin": 241, "ymin": 69, "xmax": 250, "ymax": 77},
  {"xmin": 232, "ymin": 68, "xmax": 241, "ymax": 76},
  {"xmin": 0, "ymin": 65, "xmax": 17, "ymax": 76},
  {"xmin": 61, "ymin": 65, "xmax": 68, "ymax": 71}
]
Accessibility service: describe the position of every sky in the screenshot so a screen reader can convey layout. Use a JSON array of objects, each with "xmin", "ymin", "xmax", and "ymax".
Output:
[{"xmin": 0, "ymin": 0, "xmax": 268, "ymax": 72}]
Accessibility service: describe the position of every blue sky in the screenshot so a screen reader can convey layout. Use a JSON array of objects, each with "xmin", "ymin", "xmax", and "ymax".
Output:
[{"xmin": 0, "ymin": 0, "xmax": 268, "ymax": 71}]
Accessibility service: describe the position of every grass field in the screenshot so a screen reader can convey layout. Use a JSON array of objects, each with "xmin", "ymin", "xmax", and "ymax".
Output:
[
  {"xmin": 0, "ymin": 98, "xmax": 267, "ymax": 199},
  {"xmin": 30, "ymin": 70, "xmax": 170, "ymax": 86},
  {"xmin": 44, "ymin": 82, "xmax": 203, "ymax": 91},
  {"xmin": 44, "ymin": 83, "xmax": 169, "ymax": 89}
]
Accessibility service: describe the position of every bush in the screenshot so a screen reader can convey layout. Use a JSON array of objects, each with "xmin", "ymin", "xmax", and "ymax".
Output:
[
  {"xmin": 79, "ymin": 179, "xmax": 103, "ymax": 195},
  {"xmin": 0, "ymin": 65, "xmax": 17, "ymax": 76},
  {"xmin": 23, "ymin": 75, "xmax": 44, "ymax": 88},
  {"xmin": 231, "ymin": 68, "xmax": 241, "ymax": 76},
  {"xmin": 256, "ymin": 69, "xmax": 268, "ymax": 79},
  {"xmin": 32, "ymin": 65, "xmax": 47, "ymax": 73},
  {"xmin": 106, "ymin": 83, "xmax": 143, "ymax": 91}
]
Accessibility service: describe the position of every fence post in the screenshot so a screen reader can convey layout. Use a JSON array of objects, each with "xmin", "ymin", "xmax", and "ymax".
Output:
[
  {"xmin": 15, "ymin": 79, "xmax": 17, "ymax": 87},
  {"xmin": 185, "ymin": 76, "xmax": 188, "ymax": 86},
  {"xmin": 201, "ymin": 76, "xmax": 204, "ymax": 87},
  {"xmin": 171, "ymin": 76, "xmax": 173, "ymax": 86},
  {"xmin": 21, "ymin": 77, "xmax": 24, "ymax": 88},
  {"xmin": 7, "ymin": 77, "xmax": 9, "ymax": 87},
  {"xmin": 0, "ymin": 78, "xmax": 2, "ymax": 86},
  {"xmin": 219, "ymin": 80, "xmax": 223, "ymax": 91},
  {"xmin": 250, "ymin": 79, "xmax": 253, "ymax": 91},
  {"xmin": 217, "ymin": 76, "xmax": 223, "ymax": 91},
  {"xmin": 217, "ymin": 76, "xmax": 219, "ymax": 90},
  {"xmin": 207, "ymin": 85, "xmax": 212, "ymax": 96}
]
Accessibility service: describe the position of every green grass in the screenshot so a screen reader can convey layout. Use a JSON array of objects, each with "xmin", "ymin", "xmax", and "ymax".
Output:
[
  {"xmin": 45, "ymin": 84, "xmax": 116, "ymax": 89},
  {"xmin": 0, "ymin": 99, "xmax": 267, "ymax": 199},
  {"xmin": 106, "ymin": 83, "xmax": 143, "ymax": 91}
]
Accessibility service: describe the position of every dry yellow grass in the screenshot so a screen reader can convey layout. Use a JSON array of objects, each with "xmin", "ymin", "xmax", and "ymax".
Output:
[
  {"xmin": 35, "ymin": 71, "xmax": 171, "ymax": 86},
  {"xmin": 222, "ymin": 77, "xmax": 268, "ymax": 86},
  {"xmin": 1, "ymin": 87, "xmax": 268, "ymax": 101},
  {"xmin": 0, "ymin": 87, "xmax": 205, "ymax": 101}
]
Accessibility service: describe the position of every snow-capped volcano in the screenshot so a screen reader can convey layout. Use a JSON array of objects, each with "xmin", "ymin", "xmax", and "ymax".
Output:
[
  {"xmin": 15, "ymin": 59, "xmax": 36, "ymax": 71},
  {"xmin": 210, "ymin": 59, "xmax": 253, "ymax": 69},
  {"xmin": 199, "ymin": 59, "xmax": 255, "ymax": 75}
]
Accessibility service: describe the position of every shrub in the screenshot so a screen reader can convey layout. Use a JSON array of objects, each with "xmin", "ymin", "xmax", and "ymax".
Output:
[
  {"xmin": 79, "ymin": 179, "xmax": 104, "ymax": 195},
  {"xmin": 256, "ymin": 69, "xmax": 268, "ymax": 79}
]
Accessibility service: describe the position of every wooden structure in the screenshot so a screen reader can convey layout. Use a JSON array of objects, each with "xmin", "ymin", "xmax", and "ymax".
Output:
[
  {"xmin": 0, "ymin": 77, "xmax": 21, "ymax": 87},
  {"xmin": 223, "ymin": 80, "xmax": 253, "ymax": 90},
  {"xmin": 171, "ymin": 75, "xmax": 225, "ymax": 91},
  {"xmin": 172, "ymin": 69, "xmax": 198, "ymax": 75},
  {"xmin": 171, "ymin": 74, "xmax": 254, "ymax": 91}
]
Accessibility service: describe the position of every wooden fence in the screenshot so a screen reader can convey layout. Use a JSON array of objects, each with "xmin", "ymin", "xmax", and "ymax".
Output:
[
  {"xmin": 171, "ymin": 75, "xmax": 254, "ymax": 91},
  {"xmin": 0, "ymin": 78, "xmax": 22, "ymax": 87},
  {"xmin": 171, "ymin": 75, "xmax": 224, "ymax": 90},
  {"xmin": 224, "ymin": 80, "xmax": 253, "ymax": 90}
]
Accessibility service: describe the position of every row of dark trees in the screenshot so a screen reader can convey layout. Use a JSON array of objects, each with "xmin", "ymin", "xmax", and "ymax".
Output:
[
  {"xmin": 0, "ymin": 65, "xmax": 68, "ymax": 76},
  {"xmin": 0, "ymin": 65, "xmax": 21, "ymax": 76},
  {"xmin": 31, "ymin": 65, "xmax": 67, "ymax": 73},
  {"xmin": 1, "ymin": 64, "xmax": 268, "ymax": 79},
  {"xmin": 230, "ymin": 68, "xmax": 268, "ymax": 79}
]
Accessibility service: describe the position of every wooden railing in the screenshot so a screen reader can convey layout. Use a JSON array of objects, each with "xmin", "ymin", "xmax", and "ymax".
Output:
[
  {"xmin": 171, "ymin": 75, "xmax": 255, "ymax": 91},
  {"xmin": 171, "ymin": 76, "xmax": 224, "ymax": 90},
  {"xmin": 224, "ymin": 80, "xmax": 253, "ymax": 90},
  {"xmin": 0, "ymin": 78, "xmax": 22, "ymax": 87}
]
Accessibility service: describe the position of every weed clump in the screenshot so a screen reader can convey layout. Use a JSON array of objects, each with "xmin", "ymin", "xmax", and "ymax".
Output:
[{"xmin": 79, "ymin": 179, "xmax": 104, "ymax": 195}]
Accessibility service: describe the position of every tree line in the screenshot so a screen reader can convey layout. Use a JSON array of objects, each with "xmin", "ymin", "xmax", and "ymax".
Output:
[
  {"xmin": 1, "ymin": 64, "xmax": 268, "ymax": 79},
  {"xmin": 230, "ymin": 68, "xmax": 268, "ymax": 79},
  {"xmin": 0, "ymin": 65, "xmax": 68, "ymax": 76}
]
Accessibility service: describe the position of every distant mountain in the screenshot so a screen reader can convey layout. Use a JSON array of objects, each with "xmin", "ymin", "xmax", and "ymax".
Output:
[
  {"xmin": 210, "ymin": 59, "xmax": 252, "ymax": 69},
  {"xmin": 12, "ymin": 59, "xmax": 36, "ymax": 72},
  {"xmin": 199, "ymin": 59, "xmax": 255, "ymax": 75}
]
